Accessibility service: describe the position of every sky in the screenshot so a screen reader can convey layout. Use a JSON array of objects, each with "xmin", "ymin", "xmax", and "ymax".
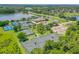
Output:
[{"xmin": 0, "ymin": 0, "xmax": 79, "ymax": 4}]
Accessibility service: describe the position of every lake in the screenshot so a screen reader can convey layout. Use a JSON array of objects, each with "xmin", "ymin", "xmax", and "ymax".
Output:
[{"xmin": 0, "ymin": 13, "xmax": 32, "ymax": 21}]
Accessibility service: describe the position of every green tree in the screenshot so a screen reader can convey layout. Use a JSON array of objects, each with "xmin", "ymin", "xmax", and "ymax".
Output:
[
  {"xmin": 69, "ymin": 45, "xmax": 79, "ymax": 54},
  {"xmin": 0, "ymin": 20, "xmax": 9, "ymax": 27},
  {"xmin": 49, "ymin": 49, "xmax": 65, "ymax": 54},
  {"xmin": 36, "ymin": 24, "xmax": 46, "ymax": 34},
  {"xmin": 77, "ymin": 20, "xmax": 79, "ymax": 25},
  {"xmin": 17, "ymin": 32, "xmax": 28, "ymax": 42},
  {"xmin": 14, "ymin": 25, "xmax": 21, "ymax": 32},
  {"xmin": 0, "ymin": 30, "xmax": 25, "ymax": 54},
  {"xmin": 43, "ymin": 40, "xmax": 59, "ymax": 53},
  {"xmin": 21, "ymin": 18, "xmax": 26, "ymax": 21},
  {"xmin": 31, "ymin": 48, "xmax": 43, "ymax": 54}
]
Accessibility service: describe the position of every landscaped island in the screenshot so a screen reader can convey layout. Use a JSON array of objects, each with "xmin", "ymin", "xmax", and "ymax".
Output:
[{"xmin": 0, "ymin": 5, "xmax": 79, "ymax": 54}]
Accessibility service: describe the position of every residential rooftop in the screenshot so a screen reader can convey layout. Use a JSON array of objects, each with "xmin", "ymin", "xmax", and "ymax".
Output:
[{"xmin": 21, "ymin": 29, "xmax": 34, "ymax": 36}]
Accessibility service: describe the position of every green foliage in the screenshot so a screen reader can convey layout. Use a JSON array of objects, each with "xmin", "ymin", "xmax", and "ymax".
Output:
[
  {"xmin": 48, "ymin": 23, "xmax": 53, "ymax": 28},
  {"xmin": 30, "ymin": 23, "xmax": 52, "ymax": 37},
  {"xmin": 21, "ymin": 18, "xmax": 26, "ymax": 21},
  {"xmin": 0, "ymin": 7, "xmax": 15, "ymax": 14},
  {"xmin": 36, "ymin": 24, "xmax": 47, "ymax": 34},
  {"xmin": 31, "ymin": 48, "xmax": 43, "ymax": 54},
  {"xmin": 31, "ymin": 22, "xmax": 79, "ymax": 54},
  {"xmin": 0, "ymin": 20, "xmax": 9, "ymax": 27},
  {"xmin": 17, "ymin": 32, "xmax": 28, "ymax": 42},
  {"xmin": 59, "ymin": 13, "xmax": 66, "ymax": 18},
  {"xmin": 49, "ymin": 49, "xmax": 65, "ymax": 54},
  {"xmin": 69, "ymin": 45, "xmax": 79, "ymax": 54},
  {"xmin": 59, "ymin": 23, "xmax": 79, "ymax": 53},
  {"xmin": 43, "ymin": 40, "xmax": 61, "ymax": 53},
  {"xmin": 14, "ymin": 26, "xmax": 19, "ymax": 32},
  {"xmin": 77, "ymin": 20, "xmax": 79, "ymax": 25},
  {"xmin": 14, "ymin": 25, "xmax": 21, "ymax": 32},
  {"xmin": 0, "ymin": 28, "xmax": 25, "ymax": 54}
]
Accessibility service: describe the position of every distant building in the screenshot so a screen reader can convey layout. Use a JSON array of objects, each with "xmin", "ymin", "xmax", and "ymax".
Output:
[
  {"xmin": 53, "ymin": 20, "xmax": 59, "ymax": 23},
  {"xmin": 25, "ymin": 7, "xmax": 32, "ymax": 10}
]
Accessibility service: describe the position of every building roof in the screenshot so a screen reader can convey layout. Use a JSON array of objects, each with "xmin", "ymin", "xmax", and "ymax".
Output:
[
  {"xmin": 53, "ymin": 20, "xmax": 59, "ymax": 23},
  {"xmin": 18, "ymin": 21, "xmax": 33, "ymax": 29},
  {"xmin": 22, "ymin": 34, "xmax": 59, "ymax": 52},
  {"xmin": 51, "ymin": 25, "xmax": 67, "ymax": 34},
  {"xmin": 3, "ymin": 25, "xmax": 13, "ymax": 31},
  {"xmin": 19, "ymin": 21, "xmax": 32, "ymax": 26},
  {"xmin": 33, "ymin": 17, "xmax": 45, "ymax": 22},
  {"xmin": 22, "ymin": 30, "xmax": 34, "ymax": 35}
]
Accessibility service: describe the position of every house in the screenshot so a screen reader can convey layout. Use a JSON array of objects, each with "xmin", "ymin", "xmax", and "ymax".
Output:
[
  {"xmin": 3, "ymin": 25, "xmax": 13, "ymax": 31},
  {"xmin": 51, "ymin": 25, "xmax": 67, "ymax": 34},
  {"xmin": 32, "ymin": 17, "xmax": 46, "ymax": 24},
  {"xmin": 53, "ymin": 20, "xmax": 60, "ymax": 26},
  {"xmin": 18, "ymin": 21, "xmax": 33, "ymax": 30},
  {"xmin": 21, "ymin": 30, "xmax": 34, "ymax": 36}
]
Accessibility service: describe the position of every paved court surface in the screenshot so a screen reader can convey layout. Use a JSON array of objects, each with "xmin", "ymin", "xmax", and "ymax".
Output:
[{"xmin": 22, "ymin": 34, "xmax": 59, "ymax": 52}]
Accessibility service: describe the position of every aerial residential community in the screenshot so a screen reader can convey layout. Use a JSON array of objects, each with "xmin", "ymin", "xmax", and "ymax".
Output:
[{"xmin": 1, "ymin": 5, "xmax": 79, "ymax": 54}]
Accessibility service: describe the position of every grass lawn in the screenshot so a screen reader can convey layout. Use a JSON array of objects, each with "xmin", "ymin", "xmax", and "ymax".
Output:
[
  {"xmin": 53, "ymin": 16, "xmax": 67, "ymax": 23},
  {"xmin": 33, "ymin": 13, "xmax": 49, "ymax": 16},
  {"xmin": 64, "ymin": 12, "xmax": 79, "ymax": 17},
  {"xmin": 27, "ymin": 35, "xmax": 36, "ymax": 40},
  {"xmin": 30, "ymin": 26, "xmax": 52, "ymax": 37}
]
